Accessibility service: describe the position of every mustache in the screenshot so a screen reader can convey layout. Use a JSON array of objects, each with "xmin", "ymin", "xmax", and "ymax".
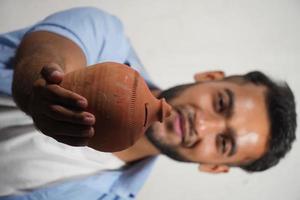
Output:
[
  {"xmin": 146, "ymin": 82, "xmax": 198, "ymax": 163},
  {"xmin": 158, "ymin": 83, "xmax": 195, "ymax": 101}
]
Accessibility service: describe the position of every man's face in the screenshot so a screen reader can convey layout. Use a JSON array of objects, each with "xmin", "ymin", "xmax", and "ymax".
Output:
[{"xmin": 147, "ymin": 76, "xmax": 270, "ymax": 172}]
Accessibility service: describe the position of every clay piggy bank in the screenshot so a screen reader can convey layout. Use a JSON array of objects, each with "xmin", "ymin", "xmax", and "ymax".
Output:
[{"xmin": 60, "ymin": 62, "xmax": 172, "ymax": 152}]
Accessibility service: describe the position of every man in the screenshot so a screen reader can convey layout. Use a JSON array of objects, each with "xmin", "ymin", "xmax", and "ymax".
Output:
[{"xmin": 0, "ymin": 7, "xmax": 296, "ymax": 199}]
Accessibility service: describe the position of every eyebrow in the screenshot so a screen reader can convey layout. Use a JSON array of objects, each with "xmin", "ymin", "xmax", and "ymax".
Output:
[
  {"xmin": 227, "ymin": 128, "xmax": 237, "ymax": 157},
  {"xmin": 224, "ymin": 88, "xmax": 234, "ymax": 118}
]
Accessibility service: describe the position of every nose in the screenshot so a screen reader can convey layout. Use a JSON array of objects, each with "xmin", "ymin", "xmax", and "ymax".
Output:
[{"xmin": 194, "ymin": 110, "xmax": 226, "ymax": 138}]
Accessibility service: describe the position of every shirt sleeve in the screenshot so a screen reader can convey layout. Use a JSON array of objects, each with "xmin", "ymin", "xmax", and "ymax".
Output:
[
  {"xmin": 28, "ymin": 7, "xmax": 159, "ymax": 89},
  {"xmin": 125, "ymin": 45, "xmax": 160, "ymax": 90},
  {"xmin": 28, "ymin": 7, "xmax": 108, "ymax": 66}
]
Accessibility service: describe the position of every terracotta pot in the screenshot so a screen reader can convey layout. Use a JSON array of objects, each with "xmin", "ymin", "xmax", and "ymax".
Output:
[{"xmin": 60, "ymin": 62, "xmax": 172, "ymax": 152}]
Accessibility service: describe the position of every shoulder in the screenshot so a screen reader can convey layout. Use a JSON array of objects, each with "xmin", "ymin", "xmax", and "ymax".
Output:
[
  {"xmin": 52, "ymin": 7, "xmax": 106, "ymax": 17},
  {"xmin": 44, "ymin": 7, "xmax": 115, "ymax": 23},
  {"xmin": 39, "ymin": 7, "xmax": 123, "ymax": 33}
]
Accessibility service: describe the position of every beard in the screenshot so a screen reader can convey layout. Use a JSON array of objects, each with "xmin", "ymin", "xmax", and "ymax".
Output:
[
  {"xmin": 145, "ymin": 83, "xmax": 196, "ymax": 163},
  {"xmin": 145, "ymin": 126, "xmax": 191, "ymax": 162}
]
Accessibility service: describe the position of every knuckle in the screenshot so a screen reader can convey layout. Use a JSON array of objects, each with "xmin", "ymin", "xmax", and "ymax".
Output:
[
  {"xmin": 46, "ymin": 84, "xmax": 60, "ymax": 94},
  {"xmin": 65, "ymin": 91, "xmax": 77, "ymax": 101},
  {"xmin": 33, "ymin": 79, "xmax": 45, "ymax": 90},
  {"xmin": 64, "ymin": 92, "xmax": 79, "ymax": 104},
  {"xmin": 70, "ymin": 112, "xmax": 84, "ymax": 122},
  {"xmin": 48, "ymin": 104, "xmax": 63, "ymax": 114}
]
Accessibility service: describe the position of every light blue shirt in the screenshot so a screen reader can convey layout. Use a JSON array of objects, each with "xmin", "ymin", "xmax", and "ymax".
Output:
[
  {"xmin": 0, "ymin": 7, "xmax": 157, "ymax": 96},
  {"xmin": 0, "ymin": 7, "xmax": 158, "ymax": 199},
  {"xmin": 1, "ymin": 157, "xmax": 158, "ymax": 200}
]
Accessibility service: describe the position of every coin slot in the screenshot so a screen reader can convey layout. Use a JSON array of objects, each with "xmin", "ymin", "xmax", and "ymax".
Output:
[{"xmin": 144, "ymin": 103, "xmax": 149, "ymax": 127}]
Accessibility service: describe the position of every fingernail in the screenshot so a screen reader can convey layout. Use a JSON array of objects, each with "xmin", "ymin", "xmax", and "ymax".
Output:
[
  {"xmin": 77, "ymin": 100, "xmax": 87, "ymax": 108},
  {"xmin": 51, "ymin": 71, "xmax": 63, "ymax": 78},
  {"xmin": 84, "ymin": 115, "xmax": 95, "ymax": 124}
]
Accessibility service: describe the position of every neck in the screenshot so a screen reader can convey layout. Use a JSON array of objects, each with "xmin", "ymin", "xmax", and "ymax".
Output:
[{"xmin": 113, "ymin": 135, "xmax": 160, "ymax": 163}]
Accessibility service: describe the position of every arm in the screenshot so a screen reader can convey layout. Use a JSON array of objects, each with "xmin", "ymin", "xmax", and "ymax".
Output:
[
  {"xmin": 12, "ymin": 31, "xmax": 95, "ymax": 145},
  {"xmin": 12, "ymin": 7, "xmax": 110, "ymax": 113},
  {"xmin": 12, "ymin": 7, "xmax": 159, "ymax": 148},
  {"xmin": 13, "ymin": 31, "xmax": 86, "ymax": 113}
]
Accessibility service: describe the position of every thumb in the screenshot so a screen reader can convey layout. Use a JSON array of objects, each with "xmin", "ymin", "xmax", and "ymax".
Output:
[{"xmin": 41, "ymin": 63, "xmax": 64, "ymax": 84}]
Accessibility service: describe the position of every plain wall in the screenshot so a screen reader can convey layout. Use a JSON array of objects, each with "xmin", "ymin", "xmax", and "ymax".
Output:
[{"xmin": 1, "ymin": 0, "xmax": 299, "ymax": 199}]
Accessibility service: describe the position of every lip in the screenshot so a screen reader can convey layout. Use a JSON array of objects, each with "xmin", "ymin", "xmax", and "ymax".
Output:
[
  {"xmin": 173, "ymin": 108, "xmax": 189, "ymax": 143},
  {"xmin": 175, "ymin": 106, "xmax": 197, "ymax": 147},
  {"xmin": 180, "ymin": 111, "xmax": 187, "ymax": 139},
  {"xmin": 173, "ymin": 111, "xmax": 184, "ymax": 138}
]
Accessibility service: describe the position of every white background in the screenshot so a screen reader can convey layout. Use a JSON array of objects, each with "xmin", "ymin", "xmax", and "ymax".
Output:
[{"xmin": 0, "ymin": 0, "xmax": 299, "ymax": 199}]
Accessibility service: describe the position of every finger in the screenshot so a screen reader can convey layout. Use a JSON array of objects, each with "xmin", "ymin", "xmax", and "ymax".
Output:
[
  {"xmin": 33, "ymin": 78, "xmax": 88, "ymax": 109},
  {"xmin": 33, "ymin": 78, "xmax": 46, "ymax": 92},
  {"xmin": 43, "ymin": 103, "xmax": 95, "ymax": 125},
  {"xmin": 42, "ymin": 84, "xmax": 88, "ymax": 109},
  {"xmin": 36, "ymin": 114, "xmax": 95, "ymax": 138},
  {"xmin": 41, "ymin": 63, "xmax": 64, "ymax": 84},
  {"xmin": 52, "ymin": 135, "xmax": 91, "ymax": 146}
]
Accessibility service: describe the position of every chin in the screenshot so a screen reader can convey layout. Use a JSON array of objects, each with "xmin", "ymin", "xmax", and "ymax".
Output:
[
  {"xmin": 146, "ymin": 126, "xmax": 191, "ymax": 162},
  {"xmin": 148, "ymin": 121, "xmax": 181, "ymax": 148}
]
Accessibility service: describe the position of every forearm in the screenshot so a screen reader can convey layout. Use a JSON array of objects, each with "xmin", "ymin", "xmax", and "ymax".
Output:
[{"xmin": 12, "ymin": 31, "xmax": 86, "ymax": 114}]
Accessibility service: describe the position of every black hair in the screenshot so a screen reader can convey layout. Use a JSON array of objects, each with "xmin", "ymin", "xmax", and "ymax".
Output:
[{"xmin": 231, "ymin": 71, "xmax": 297, "ymax": 172}]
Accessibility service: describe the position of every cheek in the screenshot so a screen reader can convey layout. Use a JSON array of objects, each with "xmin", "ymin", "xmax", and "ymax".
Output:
[
  {"xmin": 181, "ymin": 137, "xmax": 217, "ymax": 161},
  {"xmin": 171, "ymin": 89, "xmax": 212, "ymax": 109},
  {"xmin": 151, "ymin": 121, "xmax": 168, "ymax": 140}
]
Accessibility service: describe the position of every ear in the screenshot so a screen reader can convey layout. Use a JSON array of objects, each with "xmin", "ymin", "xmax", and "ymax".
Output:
[
  {"xmin": 194, "ymin": 71, "xmax": 225, "ymax": 82},
  {"xmin": 198, "ymin": 164, "xmax": 230, "ymax": 174}
]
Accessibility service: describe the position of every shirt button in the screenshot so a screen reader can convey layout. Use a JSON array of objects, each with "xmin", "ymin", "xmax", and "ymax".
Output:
[{"xmin": 129, "ymin": 193, "xmax": 135, "ymax": 198}]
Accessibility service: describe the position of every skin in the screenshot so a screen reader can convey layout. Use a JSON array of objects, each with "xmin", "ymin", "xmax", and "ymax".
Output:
[
  {"xmin": 115, "ymin": 72, "xmax": 270, "ymax": 174},
  {"xmin": 13, "ymin": 31, "xmax": 96, "ymax": 145},
  {"xmin": 13, "ymin": 30, "xmax": 270, "ymax": 174}
]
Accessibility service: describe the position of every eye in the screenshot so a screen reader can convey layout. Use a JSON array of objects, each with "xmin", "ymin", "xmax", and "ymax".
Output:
[
  {"xmin": 221, "ymin": 136, "xmax": 227, "ymax": 154},
  {"xmin": 216, "ymin": 93, "xmax": 226, "ymax": 113},
  {"xmin": 217, "ymin": 134, "xmax": 227, "ymax": 154}
]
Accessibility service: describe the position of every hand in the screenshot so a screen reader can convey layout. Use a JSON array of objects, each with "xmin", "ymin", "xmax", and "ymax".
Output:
[{"xmin": 29, "ymin": 63, "xmax": 95, "ymax": 146}]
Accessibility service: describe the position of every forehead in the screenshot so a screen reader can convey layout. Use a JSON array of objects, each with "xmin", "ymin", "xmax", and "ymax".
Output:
[{"xmin": 215, "ymin": 80, "xmax": 270, "ymax": 162}]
